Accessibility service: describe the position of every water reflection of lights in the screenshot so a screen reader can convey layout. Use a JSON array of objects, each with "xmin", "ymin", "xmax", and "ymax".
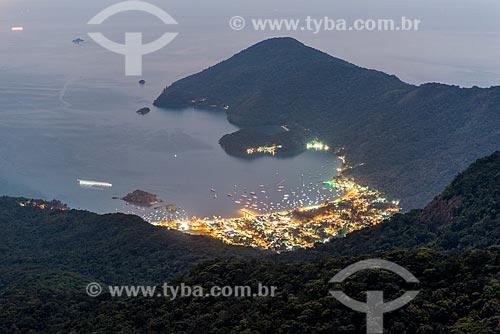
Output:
[{"xmin": 139, "ymin": 176, "xmax": 400, "ymax": 252}]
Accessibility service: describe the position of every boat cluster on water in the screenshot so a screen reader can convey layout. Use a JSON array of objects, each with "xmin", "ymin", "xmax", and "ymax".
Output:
[
  {"xmin": 150, "ymin": 176, "xmax": 400, "ymax": 252},
  {"xmin": 65, "ymin": 141, "xmax": 400, "ymax": 251}
]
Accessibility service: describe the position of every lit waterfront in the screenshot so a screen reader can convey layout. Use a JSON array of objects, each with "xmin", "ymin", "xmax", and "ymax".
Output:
[
  {"xmin": 15, "ymin": 135, "xmax": 399, "ymax": 252},
  {"xmin": 17, "ymin": 174, "xmax": 400, "ymax": 252},
  {"xmin": 150, "ymin": 176, "xmax": 400, "ymax": 252},
  {"xmin": 114, "ymin": 141, "xmax": 399, "ymax": 252}
]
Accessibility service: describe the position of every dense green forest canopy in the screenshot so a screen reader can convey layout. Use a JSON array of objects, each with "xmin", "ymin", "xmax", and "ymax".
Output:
[{"xmin": 1, "ymin": 152, "xmax": 499, "ymax": 333}]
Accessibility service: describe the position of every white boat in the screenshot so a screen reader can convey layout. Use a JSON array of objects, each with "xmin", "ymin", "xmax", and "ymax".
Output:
[{"xmin": 77, "ymin": 179, "xmax": 112, "ymax": 188}]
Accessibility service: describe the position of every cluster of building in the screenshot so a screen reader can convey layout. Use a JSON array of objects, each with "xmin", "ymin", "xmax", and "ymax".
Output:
[
  {"xmin": 306, "ymin": 140, "xmax": 330, "ymax": 151},
  {"xmin": 16, "ymin": 135, "xmax": 399, "ymax": 253},
  {"xmin": 153, "ymin": 176, "xmax": 400, "ymax": 252},
  {"xmin": 18, "ymin": 199, "xmax": 69, "ymax": 211},
  {"xmin": 246, "ymin": 145, "xmax": 283, "ymax": 156}
]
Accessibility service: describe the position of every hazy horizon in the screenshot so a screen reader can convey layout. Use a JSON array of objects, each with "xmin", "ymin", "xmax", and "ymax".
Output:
[{"xmin": 1, "ymin": 0, "xmax": 500, "ymax": 88}]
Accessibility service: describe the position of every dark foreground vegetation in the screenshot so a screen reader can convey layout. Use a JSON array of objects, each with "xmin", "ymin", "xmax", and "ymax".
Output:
[
  {"xmin": 2, "ymin": 248, "xmax": 499, "ymax": 333},
  {"xmin": 1, "ymin": 152, "xmax": 499, "ymax": 333}
]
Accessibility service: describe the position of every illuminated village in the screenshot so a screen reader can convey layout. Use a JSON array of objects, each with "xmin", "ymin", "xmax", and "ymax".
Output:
[
  {"xmin": 151, "ymin": 176, "xmax": 399, "ymax": 252},
  {"xmin": 245, "ymin": 141, "xmax": 330, "ymax": 157},
  {"xmin": 246, "ymin": 145, "xmax": 283, "ymax": 156},
  {"xmin": 151, "ymin": 141, "xmax": 400, "ymax": 252},
  {"xmin": 17, "ymin": 140, "xmax": 400, "ymax": 252},
  {"xmin": 306, "ymin": 140, "xmax": 330, "ymax": 151},
  {"xmin": 19, "ymin": 199, "xmax": 69, "ymax": 211}
]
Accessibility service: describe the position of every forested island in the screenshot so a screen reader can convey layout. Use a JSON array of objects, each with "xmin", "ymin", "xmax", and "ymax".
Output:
[
  {"xmin": 121, "ymin": 190, "xmax": 161, "ymax": 207},
  {"xmin": 219, "ymin": 127, "xmax": 309, "ymax": 158},
  {"xmin": 154, "ymin": 37, "xmax": 500, "ymax": 210}
]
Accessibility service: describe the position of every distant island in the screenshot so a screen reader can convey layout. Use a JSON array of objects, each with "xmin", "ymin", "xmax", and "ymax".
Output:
[
  {"xmin": 122, "ymin": 190, "xmax": 161, "ymax": 207},
  {"xmin": 136, "ymin": 107, "xmax": 150, "ymax": 115},
  {"xmin": 219, "ymin": 126, "xmax": 309, "ymax": 159},
  {"xmin": 154, "ymin": 37, "xmax": 500, "ymax": 209}
]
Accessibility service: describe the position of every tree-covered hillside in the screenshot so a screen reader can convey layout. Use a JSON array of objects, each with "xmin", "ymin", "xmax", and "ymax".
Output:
[
  {"xmin": 2, "ymin": 248, "xmax": 499, "ymax": 333},
  {"xmin": 293, "ymin": 151, "xmax": 500, "ymax": 258},
  {"xmin": 0, "ymin": 197, "xmax": 264, "ymax": 287},
  {"xmin": 1, "ymin": 151, "xmax": 500, "ymax": 333},
  {"xmin": 154, "ymin": 37, "xmax": 500, "ymax": 209}
]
